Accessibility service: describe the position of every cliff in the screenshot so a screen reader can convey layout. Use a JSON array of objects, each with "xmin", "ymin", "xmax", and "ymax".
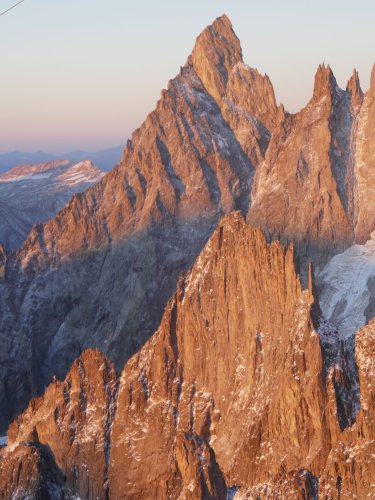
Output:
[{"xmin": 0, "ymin": 213, "xmax": 349, "ymax": 499}]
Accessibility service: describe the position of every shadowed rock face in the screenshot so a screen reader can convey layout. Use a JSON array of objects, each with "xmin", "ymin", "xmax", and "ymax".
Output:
[
  {"xmin": 319, "ymin": 319, "xmax": 375, "ymax": 499},
  {"xmin": 0, "ymin": 443, "xmax": 65, "ymax": 499}
]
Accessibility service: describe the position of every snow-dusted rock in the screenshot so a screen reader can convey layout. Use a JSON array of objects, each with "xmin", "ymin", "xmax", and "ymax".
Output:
[
  {"xmin": 318, "ymin": 233, "xmax": 375, "ymax": 338},
  {"xmin": 0, "ymin": 160, "xmax": 103, "ymax": 251}
]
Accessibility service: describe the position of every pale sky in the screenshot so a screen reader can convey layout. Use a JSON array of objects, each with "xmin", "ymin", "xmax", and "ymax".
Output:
[{"xmin": 1, "ymin": 0, "xmax": 374, "ymax": 153}]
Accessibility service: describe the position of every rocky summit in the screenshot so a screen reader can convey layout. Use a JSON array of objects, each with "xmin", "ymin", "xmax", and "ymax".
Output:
[{"xmin": 1, "ymin": 14, "xmax": 375, "ymax": 499}]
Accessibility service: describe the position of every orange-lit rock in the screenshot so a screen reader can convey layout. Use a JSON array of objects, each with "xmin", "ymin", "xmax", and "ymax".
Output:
[
  {"xmin": 5, "ymin": 350, "xmax": 117, "ymax": 498},
  {"xmin": 2, "ymin": 14, "xmax": 375, "ymax": 500},
  {"xmin": 248, "ymin": 64, "xmax": 355, "ymax": 273},
  {"xmin": 0, "ymin": 213, "xmax": 346, "ymax": 499}
]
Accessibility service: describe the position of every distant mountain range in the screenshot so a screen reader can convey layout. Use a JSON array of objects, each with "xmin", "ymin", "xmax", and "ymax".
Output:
[
  {"xmin": 0, "ymin": 145, "xmax": 124, "ymax": 172},
  {"xmin": 0, "ymin": 160, "xmax": 104, "ymax": 251}
]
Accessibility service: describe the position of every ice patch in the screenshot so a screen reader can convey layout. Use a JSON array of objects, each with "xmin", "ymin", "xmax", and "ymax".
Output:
[{"xmin": 318, "ymin": 235, "xmax": 375, "ymax": 338}]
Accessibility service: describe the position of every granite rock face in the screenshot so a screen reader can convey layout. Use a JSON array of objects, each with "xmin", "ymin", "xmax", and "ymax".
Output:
[
  {"xmin": 108, "ymin": 214, "xmax": 335, "ymax": 498},
  {"xmin": 353, "ymin": 66, "xmax": 375, "ymax": 243},
  {"xmin": 0, "ymin": 214, "xmax": 356, "ymax": 498},
  {"xmin": 1, "ymin": 349, "xmax": 117, "ymax": 498},
  {"xmin": 0, "ymin": 15, "xmax": 273, "ymax": 432},
  {"xmin": 319, "ymin": 319, "xmax": 375, "ymax": 499},
  {"xmin": 0, "ymin": 443, "xmax": 65, "ymax": 499},
  {"xmin": 247, "ymin": 61, "xmax": 375, "ymax": 276},
  {"xmin": 2, "ymin": 214, "xmax": 375, "ymax": 499},
  {"xmin": 247, "ymin": 64, "xmax": 355, "ymax": 274},
  {"xmin": 2, "ymin": 14, "xmax": 375, "ymax": 499}
]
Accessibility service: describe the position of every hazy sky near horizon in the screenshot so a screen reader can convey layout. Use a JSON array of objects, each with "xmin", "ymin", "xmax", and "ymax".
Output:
[{"xmin": 1, "ymin": 0, "xmax": 374, "ymax": 153}]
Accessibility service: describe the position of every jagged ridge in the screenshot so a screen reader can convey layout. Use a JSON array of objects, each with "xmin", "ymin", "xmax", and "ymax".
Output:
[
  {"xmin": 0, "ymin": 16, "xmax": 375, "ymax": 500},
  {"xmin": 2, "ymin": 213, "xmax": 374, "ymax": 498}
]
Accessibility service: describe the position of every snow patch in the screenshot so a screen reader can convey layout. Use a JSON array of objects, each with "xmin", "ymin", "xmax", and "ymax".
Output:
[
  {"xmin": 318, "ymin": 235, "xmax": 375, "ymax": 337},
  {"xmin": 0, "ymin": 173, "xmax": 52, "ymax": 182}
]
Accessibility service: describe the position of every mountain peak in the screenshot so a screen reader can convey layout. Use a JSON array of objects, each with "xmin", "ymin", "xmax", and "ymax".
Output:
[
  {"xmin": 346, "ymin": 69, "xmax": 364, "ymax": 109},
  {"xmin": 212, "ymin": 13, "xmax": 233, "ymax": 30},
  {"xmin": 190, "ymin": 15, "xmax": 243, "ymax": 102},
  {"xmin": 347, "ymin": 68, "xmax": 361, "ymax": 91},
  {"xmin": 313, "ymin": 63, "xmax": 338, "ymax": 101}
]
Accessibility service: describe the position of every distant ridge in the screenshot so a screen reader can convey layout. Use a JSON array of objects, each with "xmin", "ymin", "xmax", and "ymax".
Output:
[
  {"xmin": 0, "ymin": 160, "xmax": 104, "ymax": 251},
  {"xmin": 0, "ymin": 145, "xmax": 124, "ymax": 172}
]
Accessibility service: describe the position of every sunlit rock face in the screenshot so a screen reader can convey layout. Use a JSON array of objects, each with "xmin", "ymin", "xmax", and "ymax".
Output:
[
  {"xmin": 108, "ymin": 213, "xmax": 333, "ymax": 498},
  {"xmin": 247, "ymin": 64, "xmax": 356, "ymax": 275},
  {"xmin": 353, "ymin": 66, "xmax": 375, "ymax": 243},
  {"xmin": 1, "ymin": 349, "xmax": 117, "ymax": 499},
  {"xmin": 3, "ymin": 213, "xmax": 374, "ymax": 498},
  {"xmin": 0, "ymin": 14, "xmax": 268, "ymax": 432},
  {"xmin": 0, "ymin": 214, "xmax": 335, "ymax": 498},
  {"xmin": 2, "ymin": 14, "xmax": 375, "ymax": 499}
]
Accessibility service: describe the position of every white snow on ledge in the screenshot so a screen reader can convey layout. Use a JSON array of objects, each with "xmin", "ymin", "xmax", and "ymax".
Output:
[{"xmin": 318, "ymin": 233, "xmax": 375, "ymax": 338}]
